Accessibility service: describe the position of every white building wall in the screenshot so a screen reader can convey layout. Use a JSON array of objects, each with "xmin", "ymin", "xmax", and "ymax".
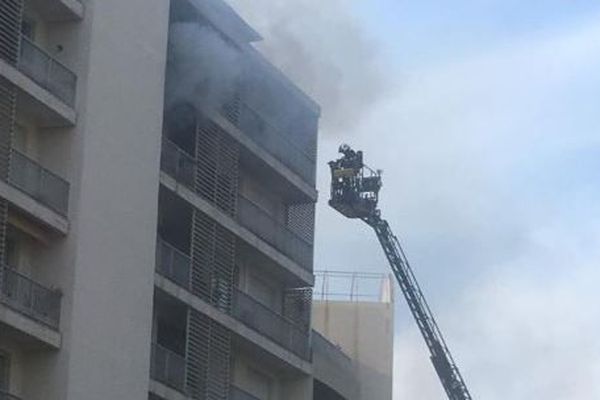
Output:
[
  {"xmin": 313, "ymin": 300, "xmax": 394, "ymax": 400},
  {"xmin": 15, "ymin": 1, "xmax": 171, "ymax": 400}
]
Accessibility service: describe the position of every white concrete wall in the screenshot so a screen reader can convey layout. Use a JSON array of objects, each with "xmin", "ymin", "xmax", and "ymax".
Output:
[
  {"xmin": 18, "ymin": 0, "xmax": 170, "ymax": 399},
  {"xmin": 313, "ymin": 301, "xmax": 394, "ymax": 400}
]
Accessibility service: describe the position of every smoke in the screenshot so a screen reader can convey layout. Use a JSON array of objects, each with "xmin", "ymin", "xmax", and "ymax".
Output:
[
  {"xmin": 226, "ymin": 0, "xmax": 387, "ymax": 135},
  {"xmin": 166, "ymin": 22, "xmax": 242, "ymax": 110}
]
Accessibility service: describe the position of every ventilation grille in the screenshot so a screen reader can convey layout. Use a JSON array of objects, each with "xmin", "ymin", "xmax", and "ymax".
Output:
[
  {"xmin": 186, "ymin": 310, "xmax": 231, "ymax": 400},
  {"xmin": 195, "ymin": 117, "xmax": 240, "ymax": 217},
  {"xmin": 0, "ymin": 0, "xmax": 22, "ymax": 65},
  {"xmin": 0, "ymin": 78, "xmax": 15, "ymax": 180},
  {"xmin": 284, "ymin": 287, "xmax": 313, "ymax": 332},
  {"xmin": 0, "ymin": 201, "xmax": 7, "ymax": 265},
  {"xmin": 191, "ymin": 210, "xmax": 236, "ymax": 313},
  {"xmin": 287, "ymin": 202, "xmax": 316, "ymax": 244}
]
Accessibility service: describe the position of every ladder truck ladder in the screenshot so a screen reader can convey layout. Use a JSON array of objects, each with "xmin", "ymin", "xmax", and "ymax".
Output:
[{"xmin": 328, "ymin": 144, "xmax": 473, "ymax": 400}]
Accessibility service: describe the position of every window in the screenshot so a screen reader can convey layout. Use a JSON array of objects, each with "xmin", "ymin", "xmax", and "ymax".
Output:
[{"xmin": 0, "ymin": 351, "xmax": 9, "ymax": 392}]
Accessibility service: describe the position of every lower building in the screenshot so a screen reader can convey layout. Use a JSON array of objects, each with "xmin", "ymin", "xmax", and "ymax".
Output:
[{"xmin": 312, "ymin": 272, "xmax": 395, "ymax": 400}]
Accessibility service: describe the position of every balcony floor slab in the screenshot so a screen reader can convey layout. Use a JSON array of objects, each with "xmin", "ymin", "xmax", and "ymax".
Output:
[
  {"xmin": 0, "ymin": 59, "xmax": 76, "ymax": 127},
  {"xmin": 29, "ymin": 0, "xmax": 84, "ymax": 21},
  {"xmin": 0, "ymin": 179, "xmax": 69, "ymax": 235},
  {"xmin": 0, "ymin": 302, "xmax": 61, "ymax": 349}
]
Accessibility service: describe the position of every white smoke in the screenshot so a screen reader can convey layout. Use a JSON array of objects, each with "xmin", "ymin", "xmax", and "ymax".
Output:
[
  {"xmin": 226, "ymin": 0, "xmax": 387, "ymax": 135},
  {"xmin": 166, "ymin": 22, "xmax": 242, "ymax": 109}
]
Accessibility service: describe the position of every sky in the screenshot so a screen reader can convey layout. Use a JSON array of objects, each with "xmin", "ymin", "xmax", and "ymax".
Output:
[{"xmin": 227, "ymin": 1, "xmax": 600, "ymax": 398}]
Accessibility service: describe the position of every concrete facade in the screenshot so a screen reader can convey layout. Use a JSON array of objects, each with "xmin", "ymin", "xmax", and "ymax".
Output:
[{"xmin": 0, "ymin": 1, "xmax": 321, "ymax": 400}]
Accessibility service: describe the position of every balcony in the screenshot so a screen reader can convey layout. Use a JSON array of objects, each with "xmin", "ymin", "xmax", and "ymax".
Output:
[
  {"xmin": 224, "ymin": 102, "xmax": 316, "ymax": 186},
  {"xmin": 237, "ymin": 195, "xmax": 312, "ymax": 271},
  {"xmin": 150, "ymin": 343, "xmax": 187, "ymax": 393},
  {"xmin": 154, "ymin": 245, "xmax": 311, "ymax": 360},
  {"xmin": 232, "ymin": 289, "xmax": 310, "ymax": 360},
  {"xmin": 160, "ymin": 139, "xmax": 313, "ymax": 271},
  {"xmin": 18, "ymin": 36, "xmax": 77, "ymax": 107},
  {"xmin": 230, "ymin": 386, "xmax": 260, "ymax": 400},
  {"xmin": 155, "ymin": 238, "xmax": 191, "ymax": 290},
  {"xmin": 9, "ymin": 149, "xmax": 70, "ymax": 216},
  {"xmin": 0, "ymin": 265, "xmax": 61, "ymax": 329},
  {"xmin": 0, "ymin": 391, "xmax": 21, "ymax": 400}
]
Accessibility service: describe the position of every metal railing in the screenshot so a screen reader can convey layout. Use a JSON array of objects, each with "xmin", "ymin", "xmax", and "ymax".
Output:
[
  {"xmin": 232, "ymin": 102, "xmax": 316, "ymax": 186},
  {"xmin": 150, "ymin": 343, "xmax": 187, "ymax": 393},
  {"xmin": 0, "ymin": 266, "xmax": 61, "ymax": 329},
  {"xmin": 0, "ymin": 391, "xmax": 21, "ymax": 400},
  {"xmin": 237, "ymin": 195, "xmax": 313, "ymax": 271},
  {"xmin": 18, "ymin": 36, "xmax": 77, "ymax": 106},
  {"xmin": 230, "ymin": 386, "xmax": 261, "ymax": 400},
  {"xmin": 9, "ymin": 149, "xmax": 70, "ymax": 215},
  {"xmin": 155, "ymin": 238, "xmax": 191, "ymax": 289},
  {"xmin": 232, "ymin": 289, "xmax": 310, "ymax": 360},
  {"xmin": 160, "ymin": 139, "xmax": 195, "ymax": 189}
]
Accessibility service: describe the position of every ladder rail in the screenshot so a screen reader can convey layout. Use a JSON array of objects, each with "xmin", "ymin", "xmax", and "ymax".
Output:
[{"xmin": 366, "ymin": 215, "xmax": 472, "ymax": 400}]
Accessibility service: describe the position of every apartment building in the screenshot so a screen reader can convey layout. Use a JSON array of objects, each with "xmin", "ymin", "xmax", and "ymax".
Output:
[
  {"xmin": 0, "ymin": 0, "xmax": 319, "ymax": 399},
  {"xmin": 312, "ymin": 272, "xmax": 395, "ymax": 400}
]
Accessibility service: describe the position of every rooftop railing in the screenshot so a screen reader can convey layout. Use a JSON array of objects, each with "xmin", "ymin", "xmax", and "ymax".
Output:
[
  {"xmin": 150, "ymin": 343, "xmax": 187, "ymax": 393},
  {"xmin": 155, "ymin": 238, "xmax": 191, "ymax": 289},
  {"xmin": 18, "ymin": 36, "xmax": 77, "ymax": 107},
  {"xmin": 232, "ymin": 288, "xmax": 311, "ymax": 360},
  {"xmin": 9, "ymin": 149, "xmax": 70, "ymax": 216},
  {"xmin": 237, "ymin": 195, "xmax": 313, "ymax": 271},
  {"xmin": 0, "ymin": 266, "xmax": 61, "ymax": 329},
  {"xmin": 228, "ymin": 102, "xmax": 316, "ymax": 186},
  {"xmin": 230, "ymin": 386, "xmax": 261, "ymax": 400},
  {"xmin": 0, "ymin": 391, "xmax": 22, "ymax": 400}
]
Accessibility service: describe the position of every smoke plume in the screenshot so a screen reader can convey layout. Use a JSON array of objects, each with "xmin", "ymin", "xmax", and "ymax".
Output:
[
  {"xmin": 226, "ymin": 0, "xmax": 386, "ymax": 135},
  {"xmin": 166, "ymin": 22, "xmax": 242, "ymax": 109}
]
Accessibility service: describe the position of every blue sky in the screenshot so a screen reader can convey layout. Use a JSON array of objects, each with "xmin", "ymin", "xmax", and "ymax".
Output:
[
  {"xmin": 228, "ymin": 0, "xmax": 600, "ymax": 398},
  {"xmin": 357, "ymin": 1, "xmax": 600, "ymax": 67}
]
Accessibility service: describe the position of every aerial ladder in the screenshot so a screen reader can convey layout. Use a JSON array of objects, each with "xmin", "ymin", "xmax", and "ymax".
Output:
[{"xmin": 328, "ymin": 144, "xmax": 473, "ymax": 400}]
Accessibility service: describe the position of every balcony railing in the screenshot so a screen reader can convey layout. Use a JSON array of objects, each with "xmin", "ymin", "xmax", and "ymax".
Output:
[
  {"xmin": 18, "ymin": 36, "xmax": 77, "ymax": 107},
  {"xmin": 228, "ymin": 102, "xmax": 316, "ymax": 186},
  {"xmin": 237, "ymin": 195, "xmax": 313, "ymax": 271},
  {"xmin": 160, "ymin": 139, "xmax": 195, "ymax": 189},
  {"xmin": 230, "ymin": 386, "xmax": 261, "ymax": 400},
  {"xmin": 150, "ymin": 343, "xmax": 186, "ymax": 393},
  {"xmin": 232, "ymin": 289, "xmax": 310, "ymax": 360},
  {"xmin": 0, "ymin": 391, "xmax": 21, "ymax": 400},
  {"xmin": 0, "ymin": 266, "xmax": 61, "ymax": 329},
  {"xmin": 155, "ymin": 238, "xmax": 191, "ymax": 289},
  {"xmin": 9, "ymin": 149, "xmax": 70, "ymax": 215}
]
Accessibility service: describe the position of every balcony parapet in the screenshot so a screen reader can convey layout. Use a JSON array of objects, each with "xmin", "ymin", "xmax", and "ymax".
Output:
[{"xmin": 0, "ymin": 265, "xmax": 61, "ymax": 329}]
